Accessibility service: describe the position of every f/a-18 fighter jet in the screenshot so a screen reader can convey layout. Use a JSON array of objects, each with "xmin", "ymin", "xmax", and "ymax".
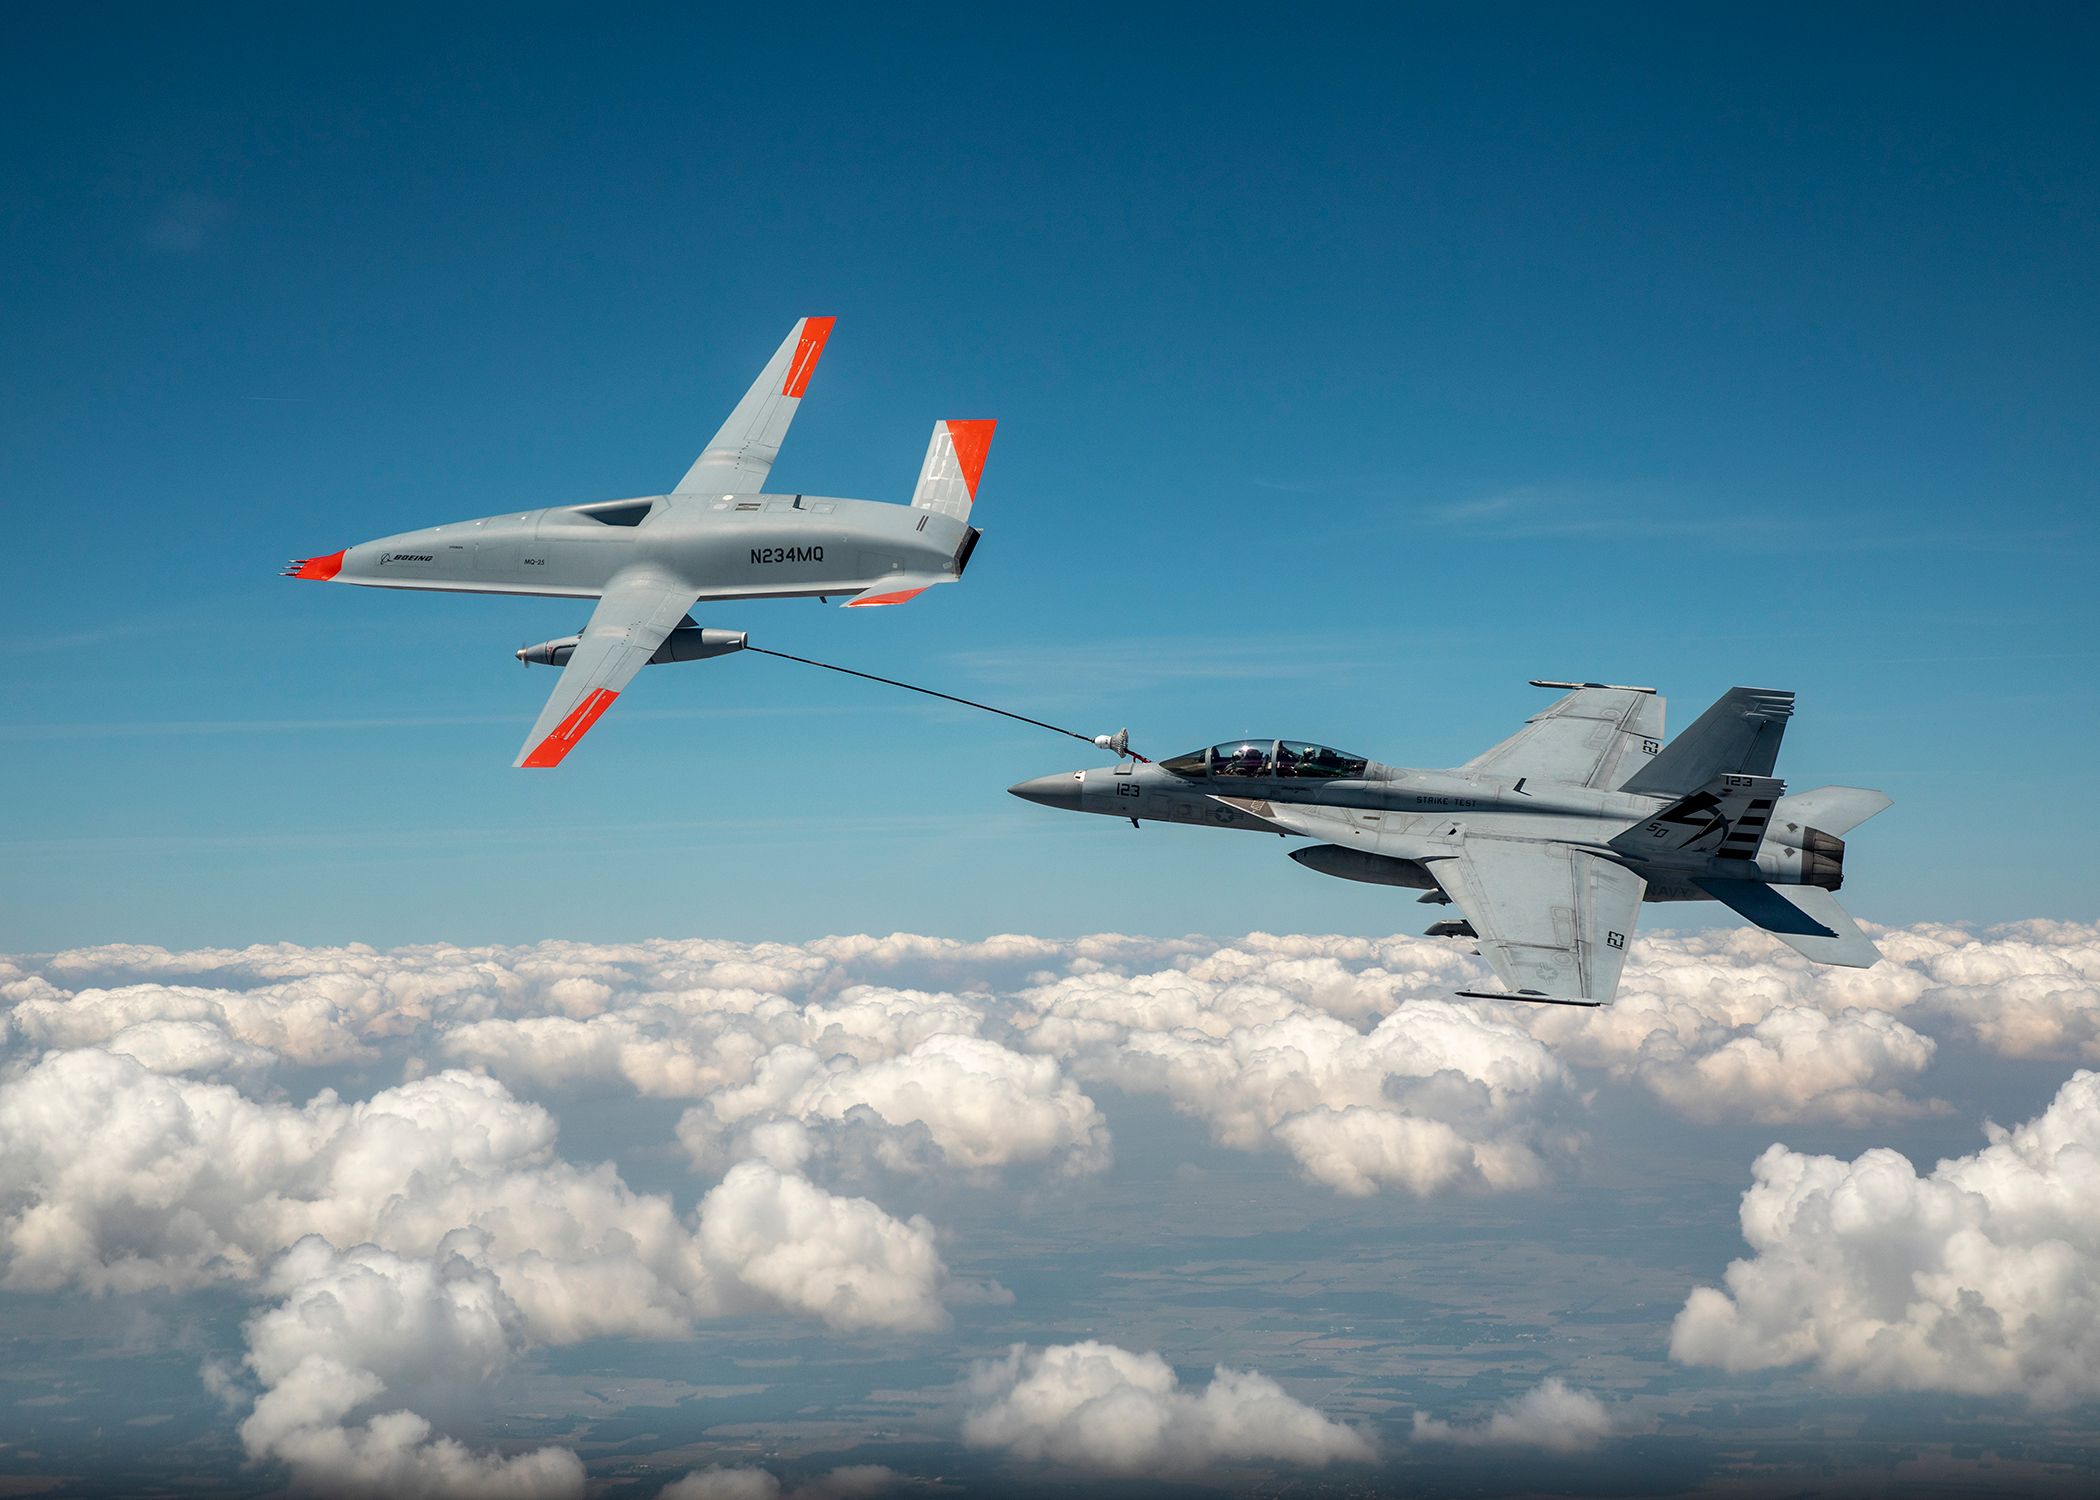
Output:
[
  {"xmin": 285, "ymin": 318, "xmax": 995, "ymax": 766},
  {"xmin": 1010, "ymin": 682, "xmax": 1889, "ymax": 1007}
]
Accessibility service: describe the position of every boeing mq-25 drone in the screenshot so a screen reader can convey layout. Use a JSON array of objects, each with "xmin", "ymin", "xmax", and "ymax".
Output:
[
  {"xmin": 286, "ymin": 318, "xmax": 995, "ymax": 766},
  {"xmin": 1011, "ymin": 682, "xmax": 1889, "ymax": 1007}
]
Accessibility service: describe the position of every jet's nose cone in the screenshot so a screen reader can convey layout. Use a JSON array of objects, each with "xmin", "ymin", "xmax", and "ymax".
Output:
[{"xmin": 1009, "ymin": 772, "xmax": 1084, "ymax": 810}]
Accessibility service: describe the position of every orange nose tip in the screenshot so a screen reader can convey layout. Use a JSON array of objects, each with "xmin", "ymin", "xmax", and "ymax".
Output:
[{"xmin": 283, "ymin": 550, "xmax": 346, "ymax": 581}]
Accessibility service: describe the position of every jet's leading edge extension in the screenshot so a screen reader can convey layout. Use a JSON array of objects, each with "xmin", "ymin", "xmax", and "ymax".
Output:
[
  {"xmin": 286, "ymin": 318, "xmax": 995, "ymax": 766},
  {"xmin": 1011, "ymin": 683, "xmax": 1889, "ymax": 1007}
]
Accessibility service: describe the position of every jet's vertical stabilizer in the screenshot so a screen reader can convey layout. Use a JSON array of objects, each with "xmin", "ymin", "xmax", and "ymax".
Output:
[
  {"xmin": 1693, "ymin": 879, "xmax": 1883, "ymax": 967},
  {"xmin": 1621, "ymin": 687, "xmax": 1794, "ymax": 798}
]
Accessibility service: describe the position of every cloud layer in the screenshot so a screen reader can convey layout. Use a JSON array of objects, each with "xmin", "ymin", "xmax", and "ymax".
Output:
[
  {"xmin": 7, "ymin": 922, "xmax": 2100, "ymax": 1491},
  {"xmin": 12, "ymin": 922, "xmax": 2099, "ymax": 1161}
]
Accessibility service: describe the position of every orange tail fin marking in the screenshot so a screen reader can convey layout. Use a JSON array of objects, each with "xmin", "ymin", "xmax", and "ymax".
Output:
[
  {"xmin": 521, "ymin": 688, "xmax": 619, "ymax": 768},
  {"xmin": 944, "ymin": 420, "xmax": 996, "ymax": 500}
]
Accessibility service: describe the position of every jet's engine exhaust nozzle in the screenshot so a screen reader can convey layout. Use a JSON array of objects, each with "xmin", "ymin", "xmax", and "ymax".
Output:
[
  {"xmin": 1753, "ymin": 825, "xmax": 1846, "ymax": 890},
  {"xmin": 1798, "ymin": 828, "xmax": 1846, "ymax": 890},
  {"xmin": 517, "ymin": 626, "xmax": 748, "ymax": 669}
]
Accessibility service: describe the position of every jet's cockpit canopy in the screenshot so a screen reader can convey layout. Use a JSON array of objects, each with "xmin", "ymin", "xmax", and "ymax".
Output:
[{"xmin": 1158, "ymin": 740, "xmax": 1370, "ymax": 781}]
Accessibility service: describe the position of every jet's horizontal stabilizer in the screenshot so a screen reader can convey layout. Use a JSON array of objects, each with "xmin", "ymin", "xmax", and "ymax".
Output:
[
  {"xmin": 1694, "ymin": 879, "xmax": 1883, "ymax": 967},
  {"xmin": 840, "ymin": 572, "xmax": 954, "ymax": 608},
  {"xmin": 1773, "ymin": 785, "xmax": 1891, "ymax": 838}
]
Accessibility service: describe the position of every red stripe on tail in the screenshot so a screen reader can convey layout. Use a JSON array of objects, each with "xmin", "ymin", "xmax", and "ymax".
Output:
[{"xmin": 944, "ymin": 420, "xmax": 996, "ymax": 501}]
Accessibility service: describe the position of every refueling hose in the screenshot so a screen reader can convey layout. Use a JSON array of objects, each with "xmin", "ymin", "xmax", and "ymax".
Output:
[{"xmin": 744, "ymin": 645, "xmax": 1148, "ymax": 761}]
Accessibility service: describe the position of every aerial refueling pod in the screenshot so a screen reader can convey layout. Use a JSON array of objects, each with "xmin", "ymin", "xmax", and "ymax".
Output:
[
  {"xmin": 518, "ymin": 626, "xmax": 748, "ymax": 668},
  {"xmin": 1288, "ymin": 843, "xmax": 1438, "ymax": 891}
]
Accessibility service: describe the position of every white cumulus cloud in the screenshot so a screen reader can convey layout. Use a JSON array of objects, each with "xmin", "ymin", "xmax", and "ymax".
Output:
[
  {"xmin": 659, "ymin": 1464, "xmax": 895, "ymax": 1500},
  {"xmin": 1889, "ymin": 920, "xmax": 2100, "ymax": 1060},
  {"xmin": 1015, "ymin": 955, "xmax": 1568, "ymax": 1195},
  {"xmin": 237, "ymin": 1238, "xmax": 583, "ymax": 1498},
  {"xmin": 1672, "ymin": 1068, "xmax": 2100, "ymax": 1406},
  {"xmin": 962, "ymin": 1340, "xmax": 1374, "ymax": 1473},
  {"xmin": 0, "ymin": 1049, "xmax": 948, "ymax": 1331},
  {"xmin": 1411, "ymin": 1377, "xmax": 1618, "ymax": 1452},
  {"xmin": 1520, "ymin": 929, "xmax": 1943, "ymax": 1123},
  {"xmin": 0, "ymin": 1042, "xmax": 950, "ymax": 1496}
]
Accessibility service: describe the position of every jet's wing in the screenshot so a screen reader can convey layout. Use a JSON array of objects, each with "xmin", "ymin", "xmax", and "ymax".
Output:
[
  {"xmin": 1427, "ymin": 839, "xmax": 1647, "ymax": 1006},
  {"xmin": 515, "ymin": 570, "xmax": 701, "ymax": 768},
  {"xmin": 673, "ymin": 317, "xmax": 835, "ymax": 496},
  {"xmin": 1461, "ymin": 682, "xmax": 1665, "ymax": 790}
]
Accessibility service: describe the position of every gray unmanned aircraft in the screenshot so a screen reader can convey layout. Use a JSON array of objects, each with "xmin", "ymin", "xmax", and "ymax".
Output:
[
  {"xmin": 1011, "ymin": 682, "xmax": 1890, "ymax": 1007},
  {"xmin": 286, "ymin": 318, "xmax": 995, "ymax": 766}
]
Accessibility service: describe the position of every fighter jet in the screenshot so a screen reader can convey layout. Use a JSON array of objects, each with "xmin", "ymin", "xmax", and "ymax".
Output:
[
  {"xmin": 1010, "ymin": 682, "xmax": 1889, "ymax": 1007},
  {"xmin": 285, "ymin": 318, "xmax": 995, "ymax": 766}
]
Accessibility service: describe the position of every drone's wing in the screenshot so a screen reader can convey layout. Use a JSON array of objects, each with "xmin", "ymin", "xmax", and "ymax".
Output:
[
  {"xmin": 515, "ymin": 570, "xmax": 701, "ymax": 768},
  {"xmin": 1461, "ymin": 683, "xmax": 1665, "ymax": 790},
  {"xmin": 673, "ymin": 316, "xmax": 835, "ymax": 496},
  {"xmin": 1429, "ymin": 838, "xmax": 1647, "ymax": 1006}
]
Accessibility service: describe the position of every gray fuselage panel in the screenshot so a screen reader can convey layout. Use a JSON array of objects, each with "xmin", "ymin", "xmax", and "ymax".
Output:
[{"xmin": 332, "ymin": 493, "xmax": 971, "ymax": 602}]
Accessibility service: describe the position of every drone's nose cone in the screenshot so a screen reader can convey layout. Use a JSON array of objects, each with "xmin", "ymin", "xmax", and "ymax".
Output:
[{"xmin": 1009, "ymin": 773, "xmax": 1083, "ymax": 810}]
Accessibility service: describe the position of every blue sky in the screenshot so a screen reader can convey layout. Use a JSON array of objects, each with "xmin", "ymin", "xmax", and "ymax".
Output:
[
  {"xmin": 5, "ymin": 5, "xmax": 2098, "ymax": 949},
  {"xmin": 8, "ymin": 15, "xmax": 2100, "ymax": 1499}
]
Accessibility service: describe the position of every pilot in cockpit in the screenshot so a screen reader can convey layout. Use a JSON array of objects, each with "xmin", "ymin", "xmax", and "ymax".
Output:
[{"xmin": 1217, "ymin": 742, "xmax": 1269, "ymax": 777}]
